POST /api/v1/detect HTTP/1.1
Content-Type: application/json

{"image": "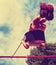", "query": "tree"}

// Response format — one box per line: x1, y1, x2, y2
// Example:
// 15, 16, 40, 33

23, 0, 48, 20
26, 43, 56, 65
23, 0, 40, 20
